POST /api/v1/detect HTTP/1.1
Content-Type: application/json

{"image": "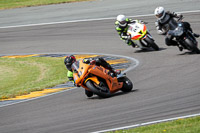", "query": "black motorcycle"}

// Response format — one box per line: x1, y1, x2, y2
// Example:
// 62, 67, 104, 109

168, 22, 200, 54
